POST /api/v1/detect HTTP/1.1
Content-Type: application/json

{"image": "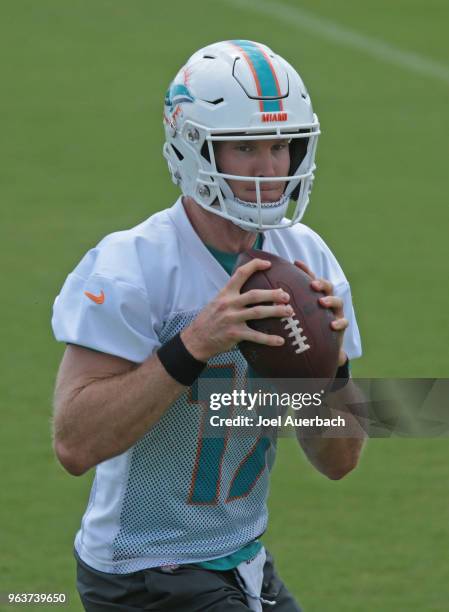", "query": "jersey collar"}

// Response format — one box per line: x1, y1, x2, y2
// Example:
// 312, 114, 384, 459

167, 198, 278, 291
167, 198, 230, 291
